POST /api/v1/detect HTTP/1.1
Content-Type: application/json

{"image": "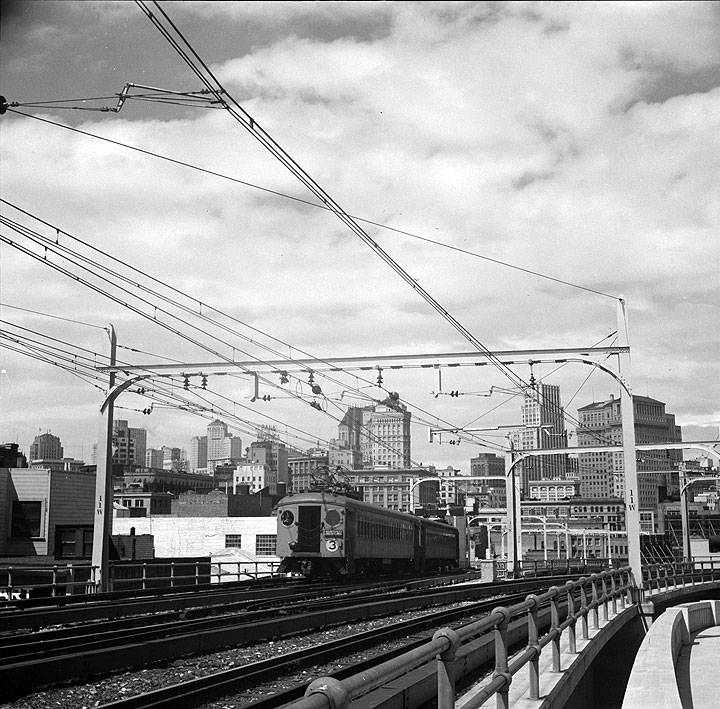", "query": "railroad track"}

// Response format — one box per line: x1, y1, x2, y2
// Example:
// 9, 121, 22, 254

0, 575, 577, 701
95, 586, 578, 709
0, 572, 474, 633
58, 591, 538, 709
